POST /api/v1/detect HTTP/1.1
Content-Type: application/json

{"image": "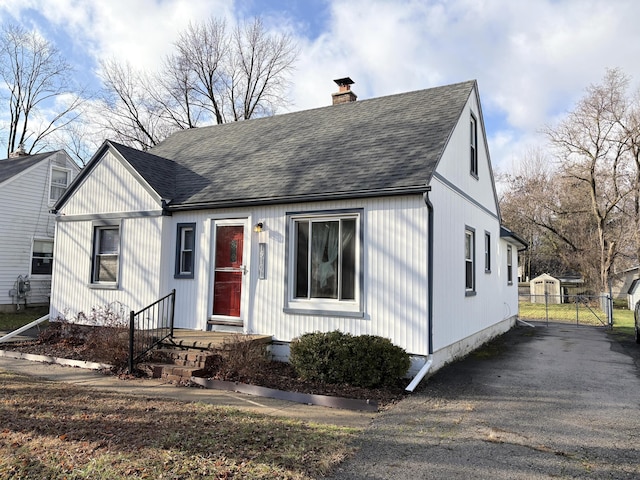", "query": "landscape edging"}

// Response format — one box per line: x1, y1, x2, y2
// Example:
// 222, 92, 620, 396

0, 349, 113, 371
190, 376, 379, 412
